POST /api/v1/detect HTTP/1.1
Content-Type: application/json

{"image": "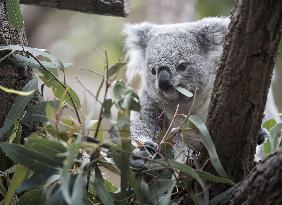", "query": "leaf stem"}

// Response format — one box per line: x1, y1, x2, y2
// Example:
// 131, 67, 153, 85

26, 51, 82, 124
